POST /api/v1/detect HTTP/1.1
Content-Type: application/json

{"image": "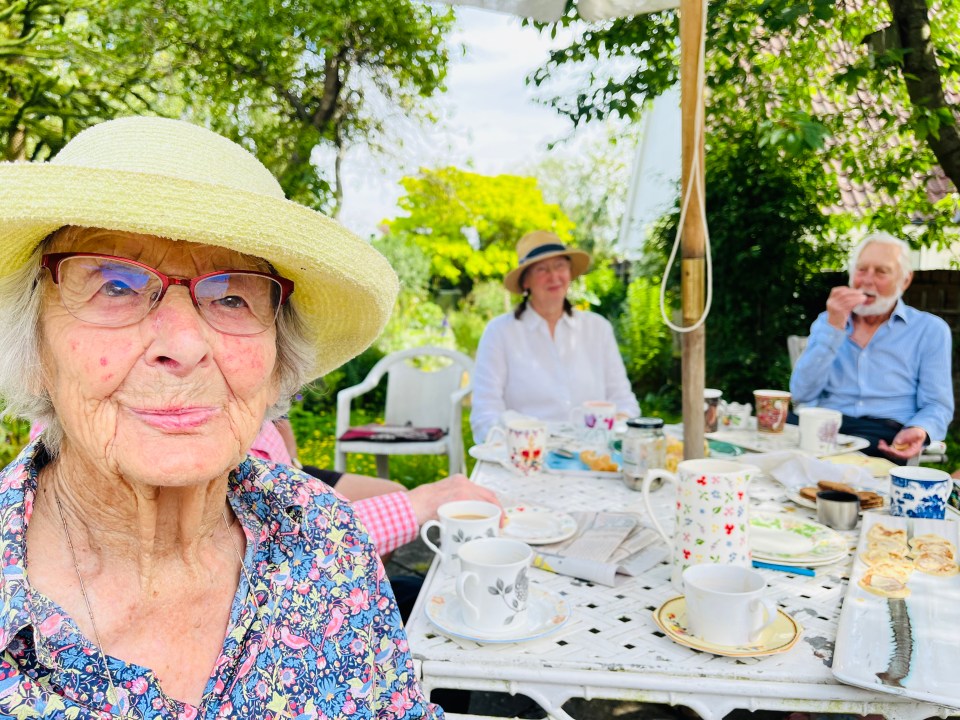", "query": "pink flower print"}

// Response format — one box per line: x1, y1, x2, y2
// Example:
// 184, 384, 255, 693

388, 689, 414, 715
38, 612, 64, 637
724, 507, 734, 516
585, 413, 598, 428
178, 707, 198, 720
345, 587, 371, 613
603, 417, 615, 430
130, 677, 149, 696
